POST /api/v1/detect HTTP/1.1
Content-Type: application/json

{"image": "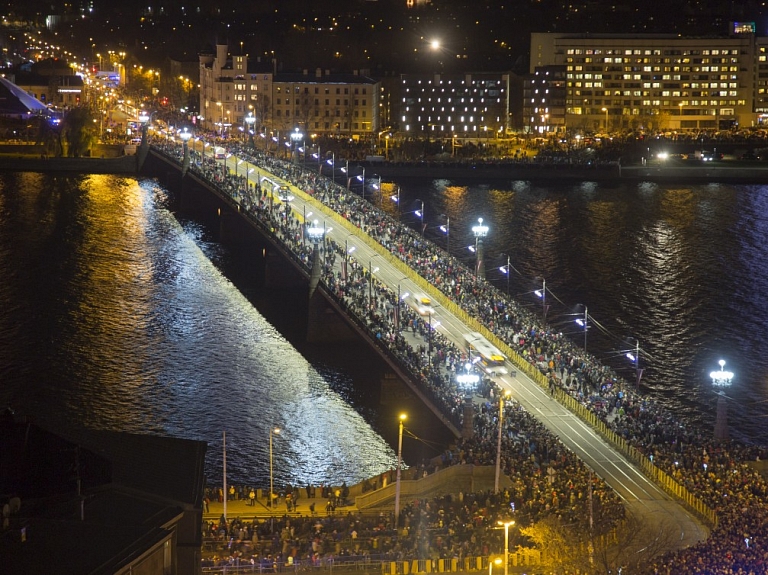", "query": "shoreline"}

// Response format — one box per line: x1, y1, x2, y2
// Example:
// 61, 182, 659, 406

367, 161, 768, 184
2, 152, 768, 184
